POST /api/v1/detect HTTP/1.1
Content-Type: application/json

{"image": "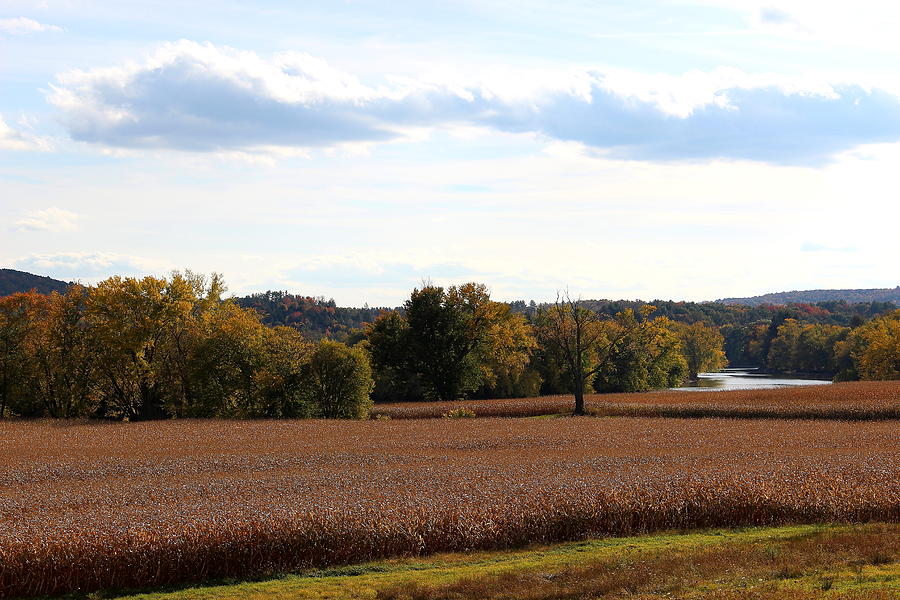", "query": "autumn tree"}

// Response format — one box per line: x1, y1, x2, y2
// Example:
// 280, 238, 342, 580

835, 310, 900, 380
766, 318, 803, 373
593, 310, 686, 393
762, 310, 798, 370
676, 321, 727, 379
85, 273, 223, 420
473, 300, 538, 397
0, 293, 42, 417
537, 296, 692, 412
0, 272, 380, 420
29, 286, 96, 418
